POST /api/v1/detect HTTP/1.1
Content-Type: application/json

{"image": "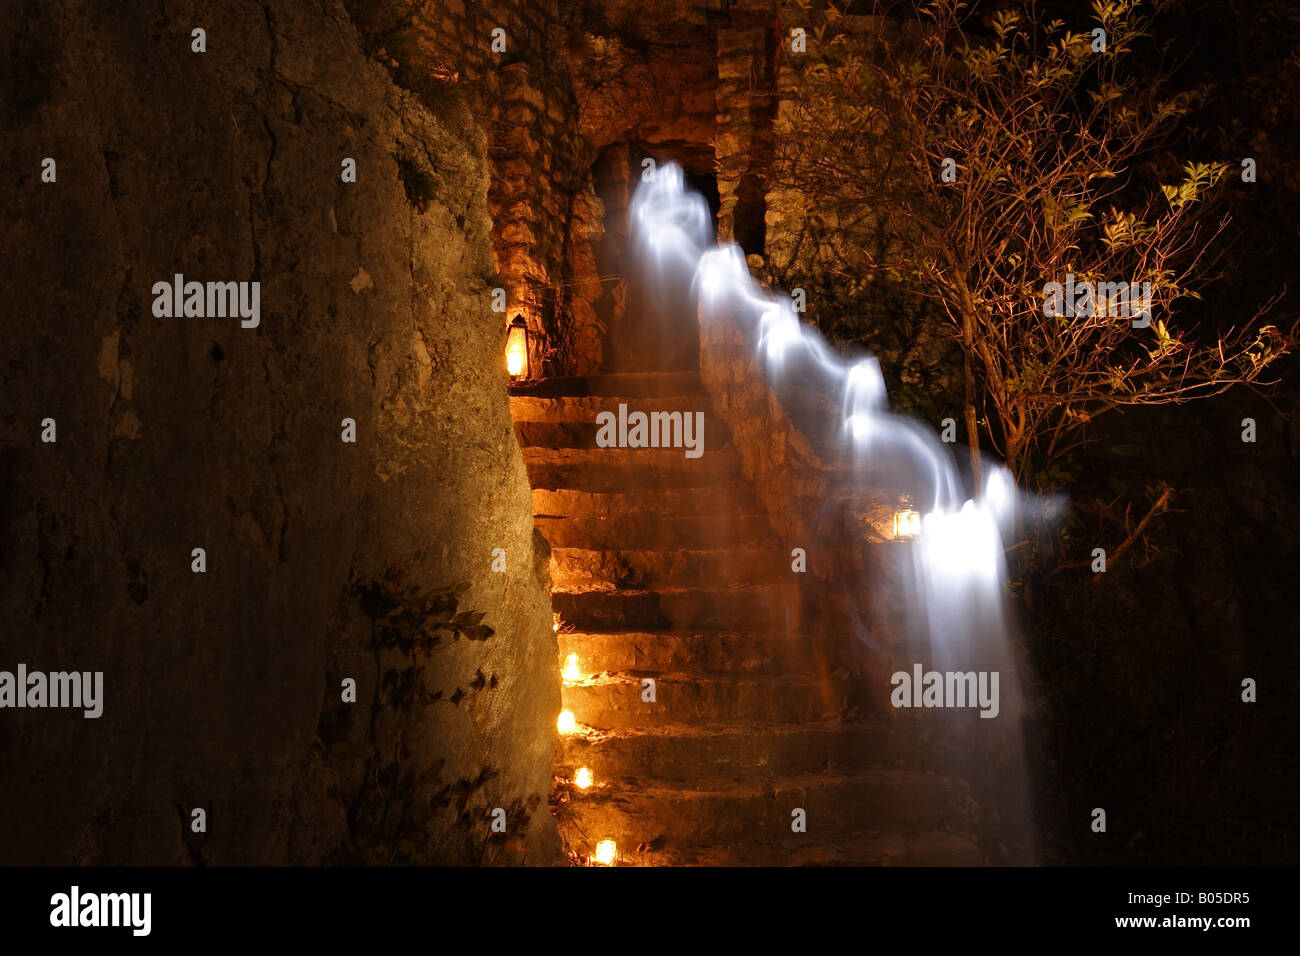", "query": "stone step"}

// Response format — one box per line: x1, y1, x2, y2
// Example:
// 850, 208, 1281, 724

524, 445, 744, 492
551, 585, 794, 632
611, 829, 984, 866
510, 393, 714, 425
564, 768, 966, 847
536, 513, 775, 551
534, 484, 759, 519
509, 366, 986, 865
514, 418, 732, 452
508, 371, 704, 399
557, 720, 930, 781
556, 630, 832, 677
560, 672, 871, 729
549, 547, 779, 590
